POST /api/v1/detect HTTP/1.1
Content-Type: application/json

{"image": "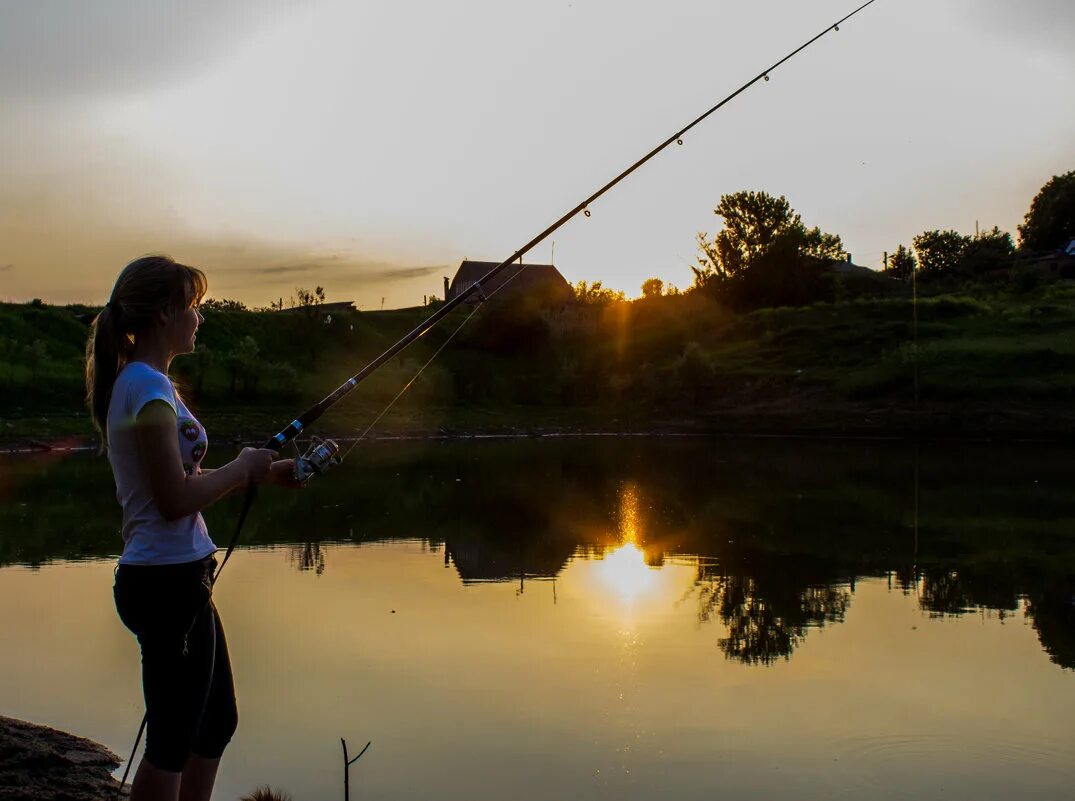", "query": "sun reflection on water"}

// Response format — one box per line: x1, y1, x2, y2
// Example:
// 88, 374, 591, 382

593, 540, 658, 606
590, 483, 660, 607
